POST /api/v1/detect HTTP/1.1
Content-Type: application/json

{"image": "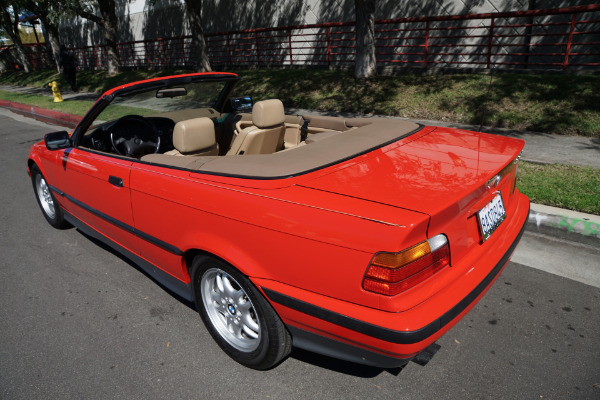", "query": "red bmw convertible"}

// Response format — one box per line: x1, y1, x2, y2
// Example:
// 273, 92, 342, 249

28, 72, 529, 370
